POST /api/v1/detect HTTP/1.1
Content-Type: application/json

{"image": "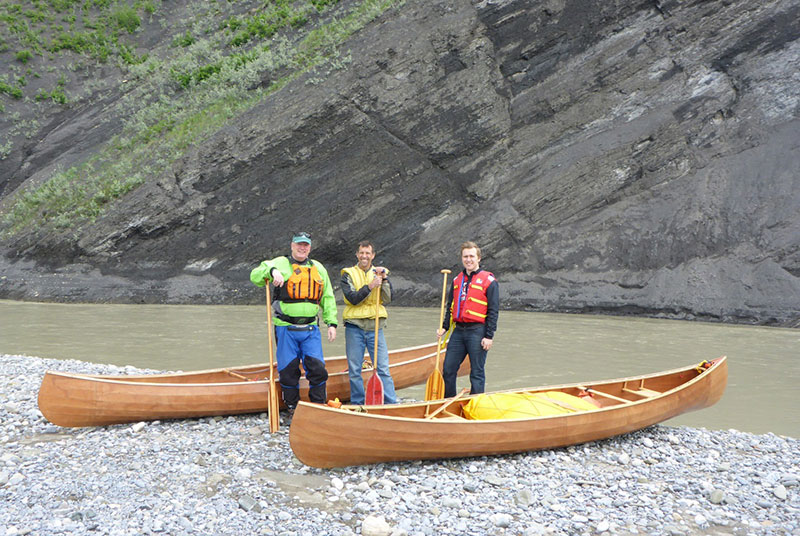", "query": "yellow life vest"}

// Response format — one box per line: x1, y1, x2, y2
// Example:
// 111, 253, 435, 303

280, 262, 324, 303
341, 266, 388, 320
